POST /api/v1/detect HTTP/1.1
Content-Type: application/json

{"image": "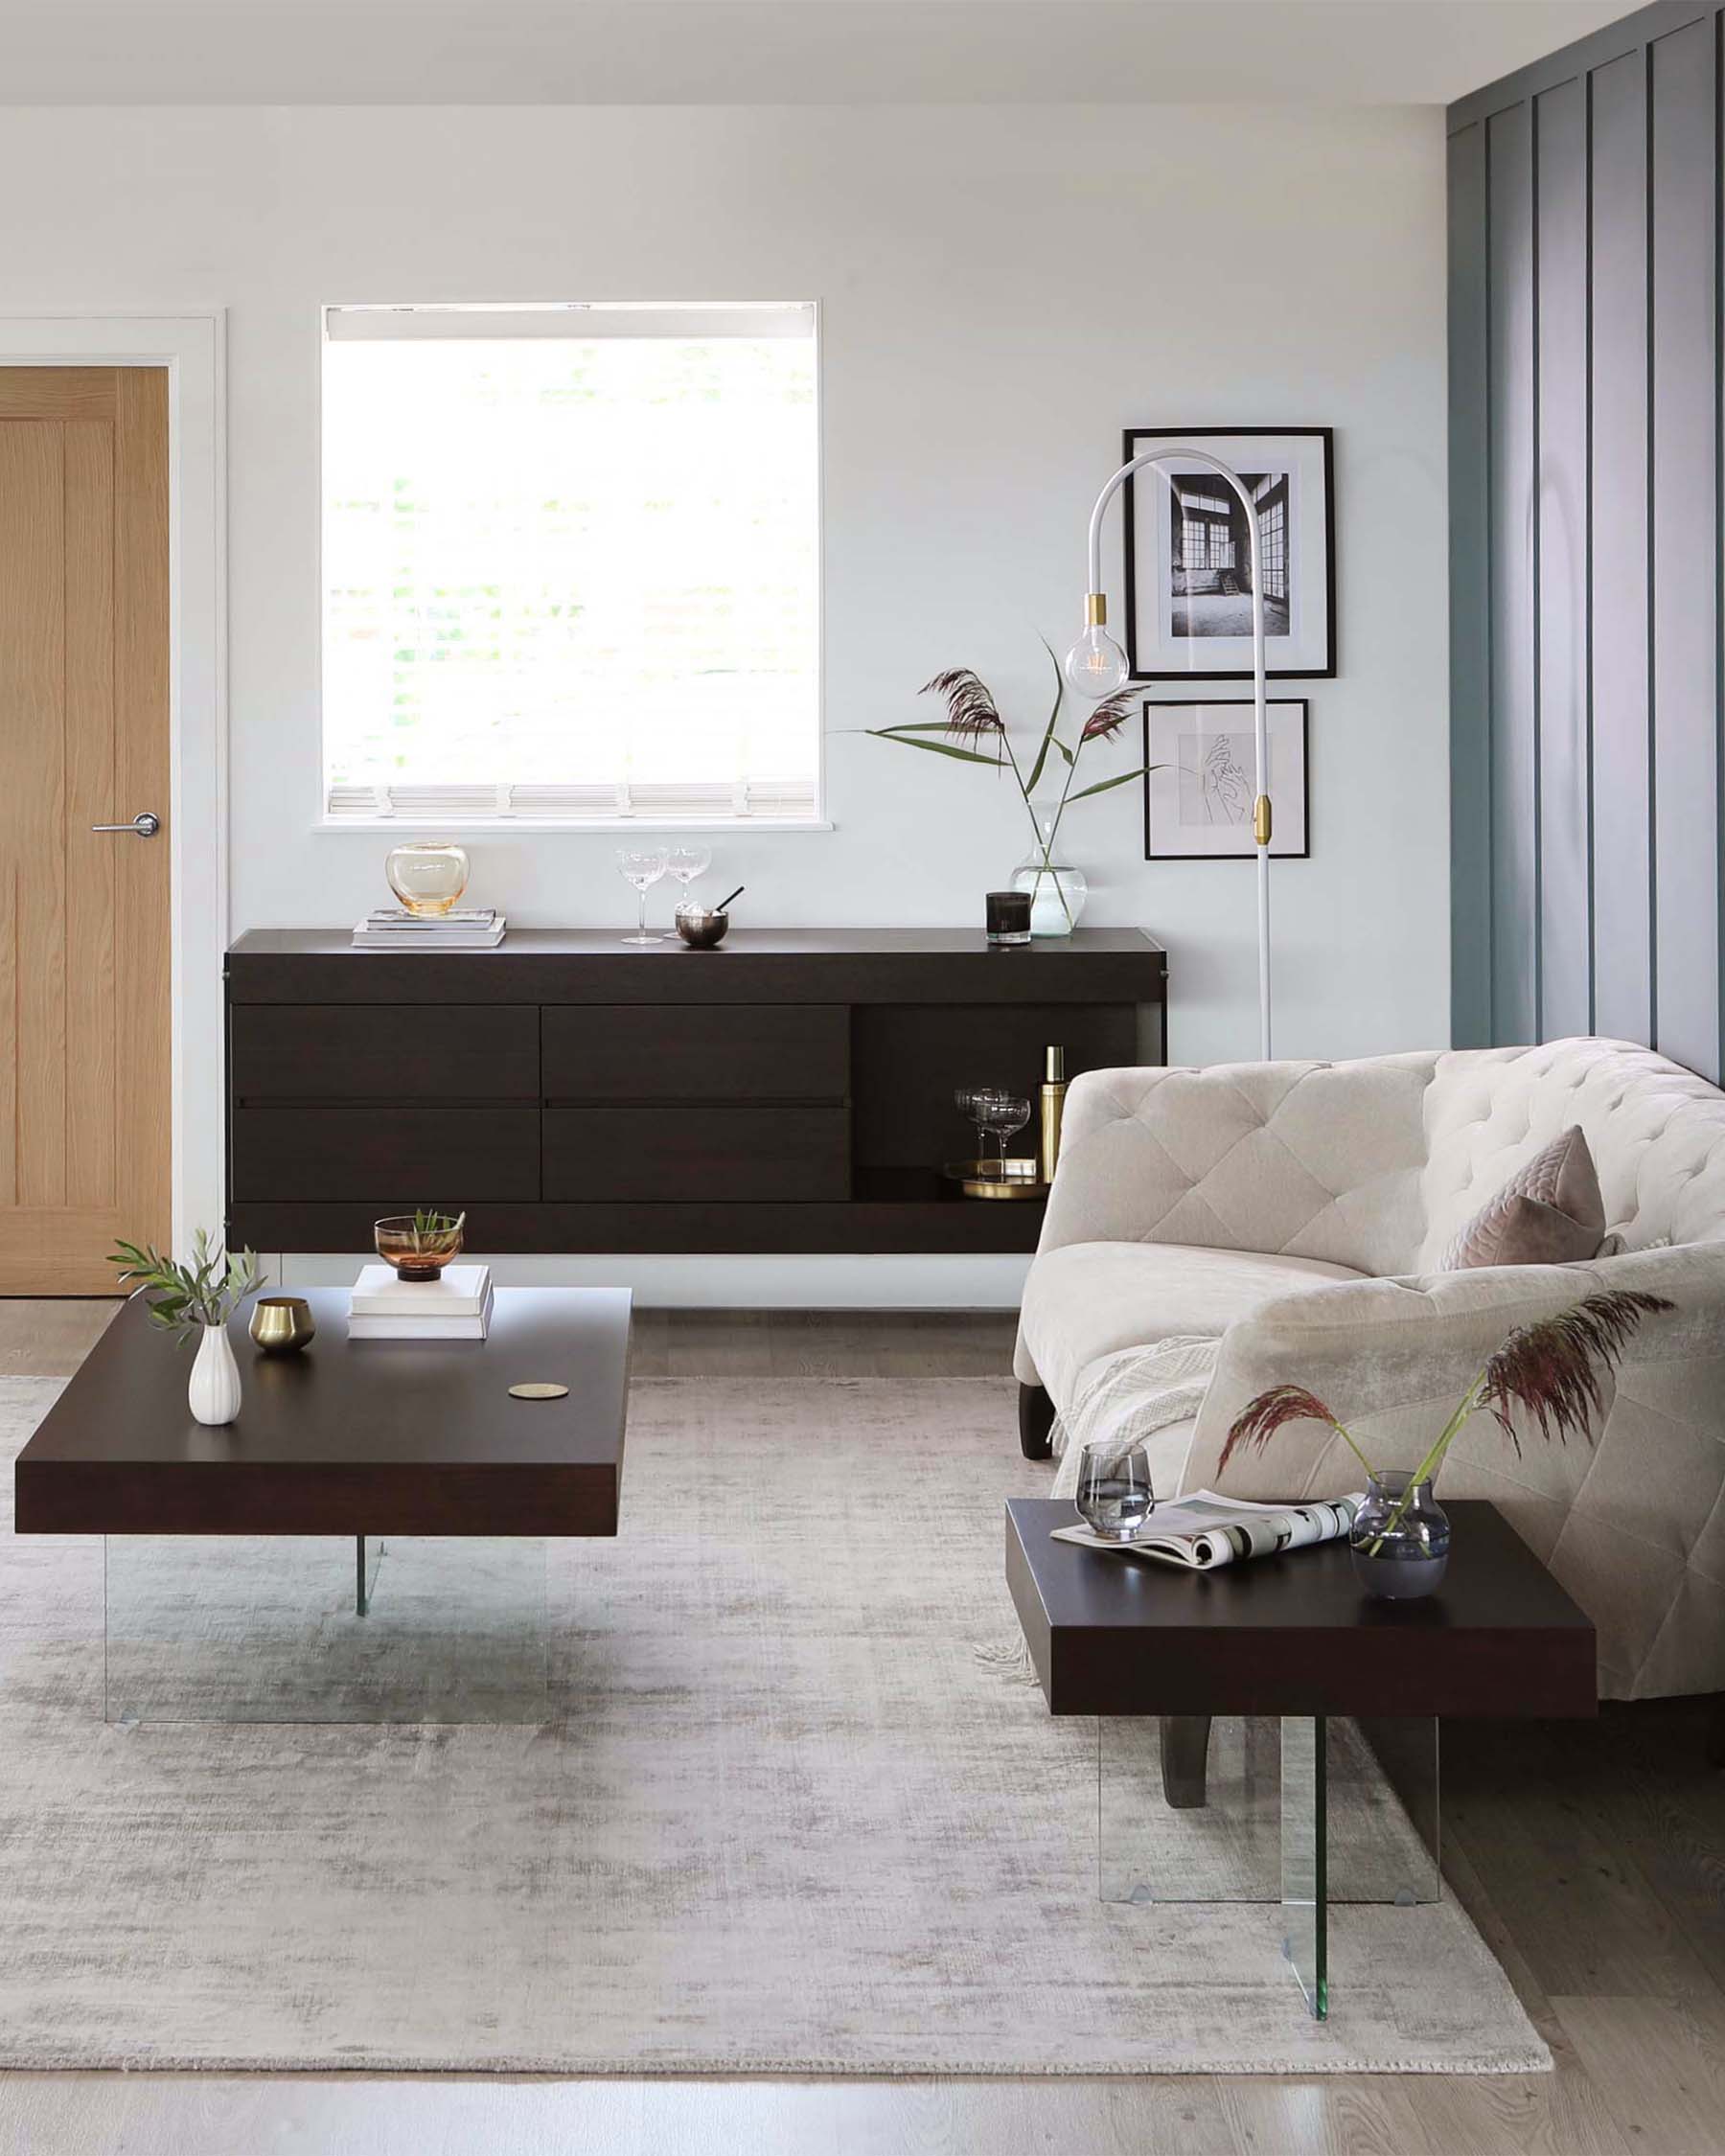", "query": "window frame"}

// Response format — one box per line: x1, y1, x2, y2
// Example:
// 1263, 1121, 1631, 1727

313, 300, 829, 833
